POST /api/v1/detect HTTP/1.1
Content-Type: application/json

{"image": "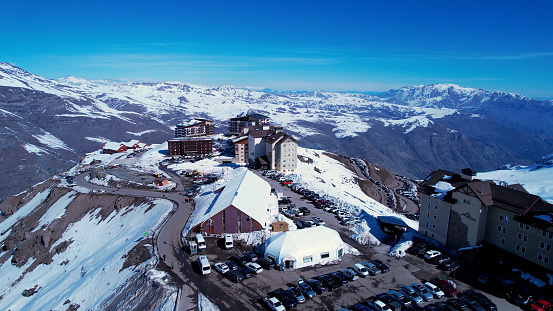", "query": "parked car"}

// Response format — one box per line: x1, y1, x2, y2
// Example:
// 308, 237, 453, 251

329, 271, 349, 285
446, 298, 471, 311
229, 254, 249, 266
316, 274, 340, 291
306, 278, 327, 295
245, 262, 263, 274
287, 286, 306, 304
225, 261, 238, 271
388, 290, 412, 308
400, 284, 424, 305
361, 261, 381, 276
353, 263, 369, 277
214, 262, 229, 274
371, 259, 390, 273
424, 250, 442, 260
271, 288, 297, 309
224, 270, 244, 283
411, 282, 434, 302
340, 268, 359, 281
434, 301, 459, 311
296, 278, 317, 298
263, 296, 286, 311
242, 251, 257, 262
312, 217, 325, 226
429, 254, 450, 265
238, 267, 252, 279
257, 258, 274, 270
367, 296, 392, 311
300, 206, 311, 214
375, 293, 403, 311
438, 259, 460, 271
514, 291, 535, 308
530, 300, 553, 311
431, 278, 457, 297
424, 281, 445, 299
352, 304, 372, 311
458, 294, 486, 311
464, 289, 497, 311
